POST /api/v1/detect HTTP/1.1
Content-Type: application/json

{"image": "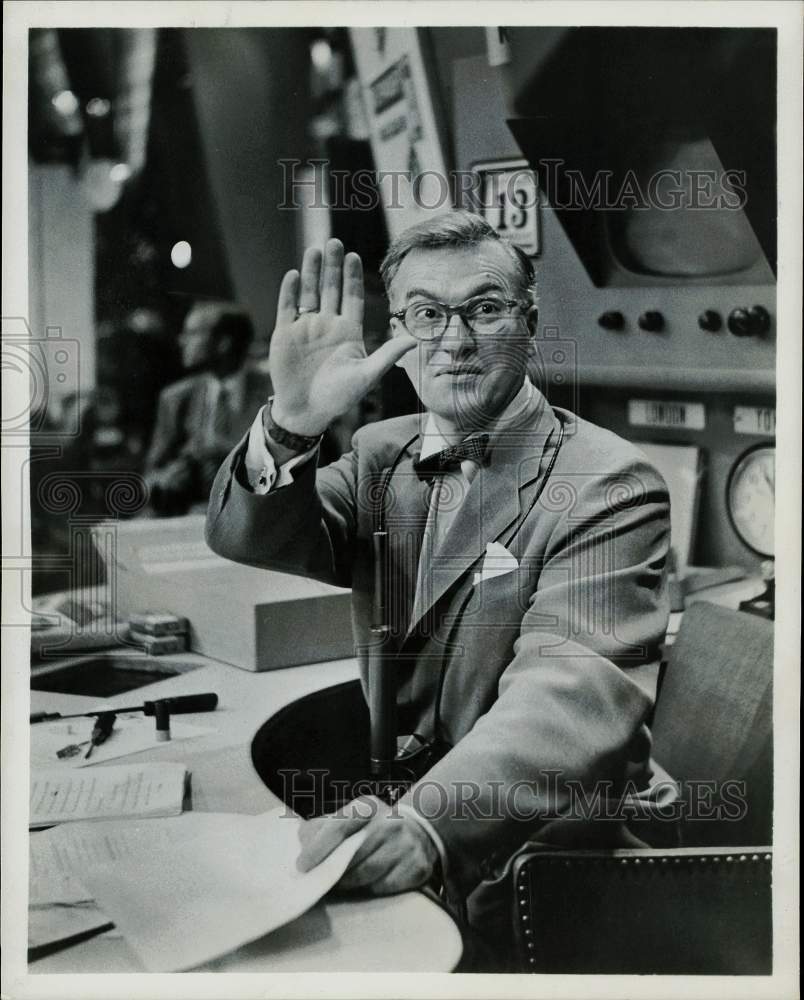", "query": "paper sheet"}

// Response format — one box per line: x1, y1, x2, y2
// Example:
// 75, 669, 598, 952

29, 814, 241, 952
636, 442, 701, 568
71, 809, 367, 971
28, 903, 113, 952
30, 762, 187, 828
30, 813, 241, 904
30, 713, 214, 769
